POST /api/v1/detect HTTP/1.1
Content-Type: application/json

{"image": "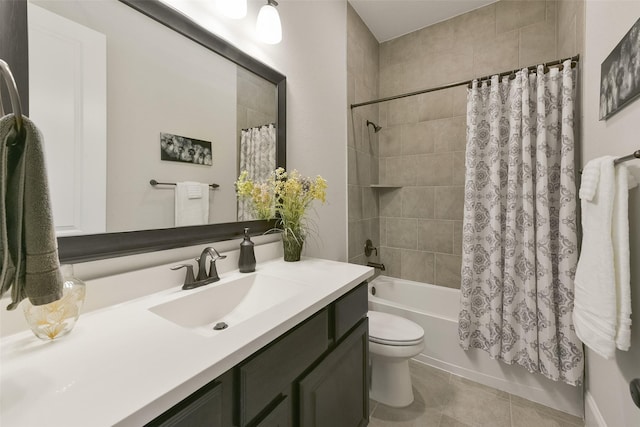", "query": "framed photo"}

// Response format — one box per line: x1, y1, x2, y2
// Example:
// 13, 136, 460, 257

160, 132, 212, 165
599, 18, 640, 120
